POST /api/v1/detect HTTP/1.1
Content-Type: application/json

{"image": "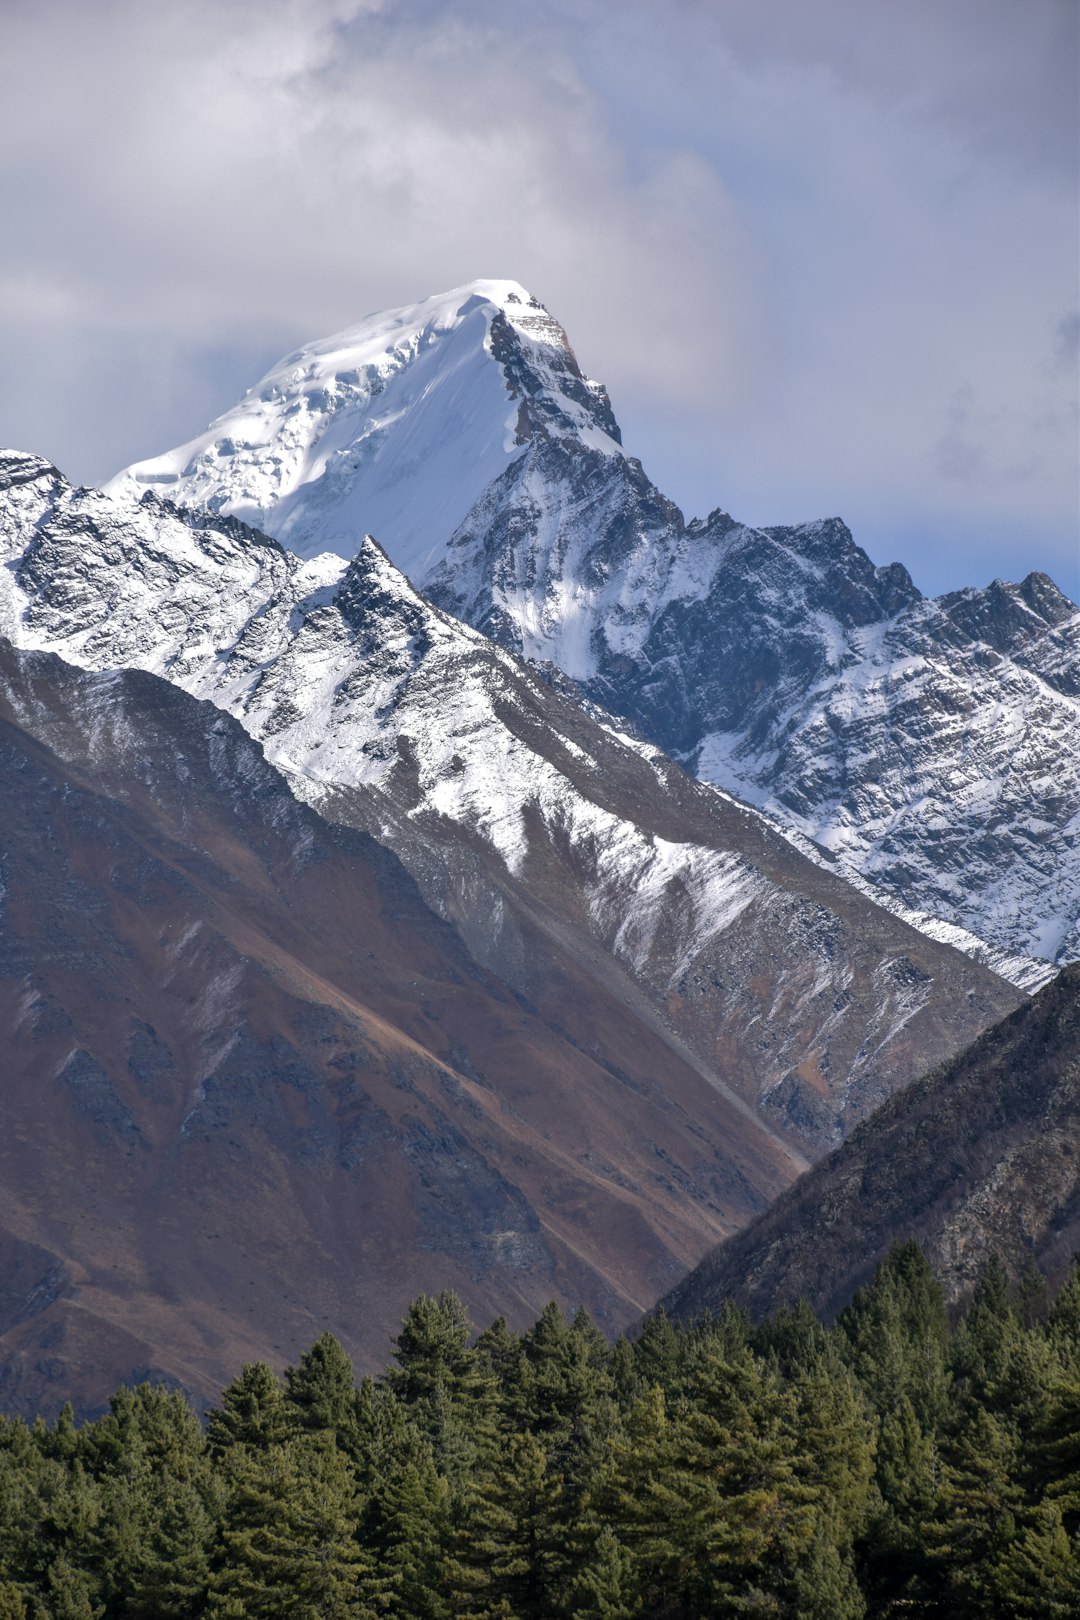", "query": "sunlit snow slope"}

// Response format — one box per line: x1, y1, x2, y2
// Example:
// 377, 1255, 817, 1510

106, 280, 621, 586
